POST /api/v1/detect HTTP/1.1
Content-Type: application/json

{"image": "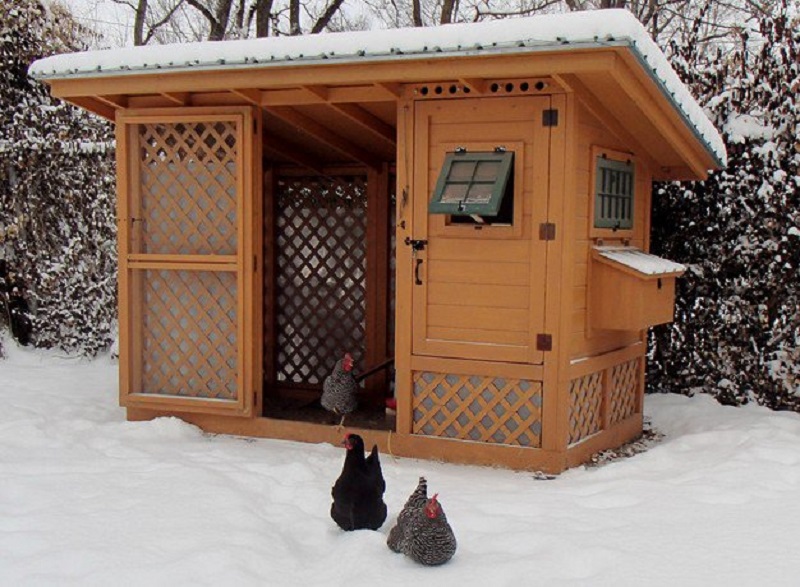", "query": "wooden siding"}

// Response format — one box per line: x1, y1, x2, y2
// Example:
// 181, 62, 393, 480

570, 102, 651, 359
